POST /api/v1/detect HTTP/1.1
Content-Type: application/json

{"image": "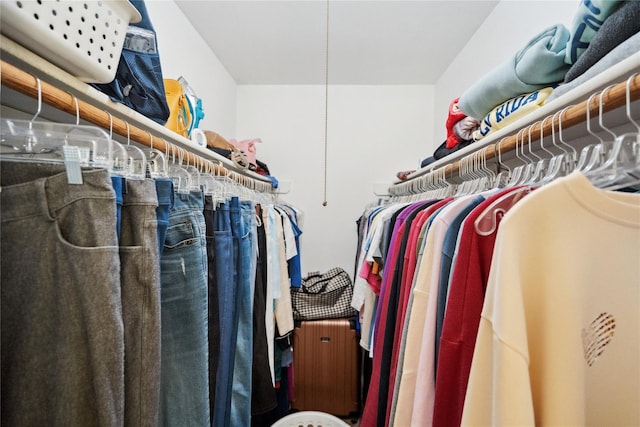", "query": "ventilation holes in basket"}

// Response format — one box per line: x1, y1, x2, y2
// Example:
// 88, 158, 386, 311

16, 1, 23, 9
